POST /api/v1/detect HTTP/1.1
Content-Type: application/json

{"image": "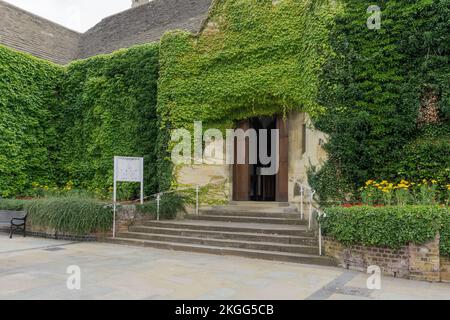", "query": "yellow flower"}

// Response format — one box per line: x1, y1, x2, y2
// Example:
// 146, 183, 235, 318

447, 185, 450, 190
366, 180, 374, 186
431, 180, 437, 184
